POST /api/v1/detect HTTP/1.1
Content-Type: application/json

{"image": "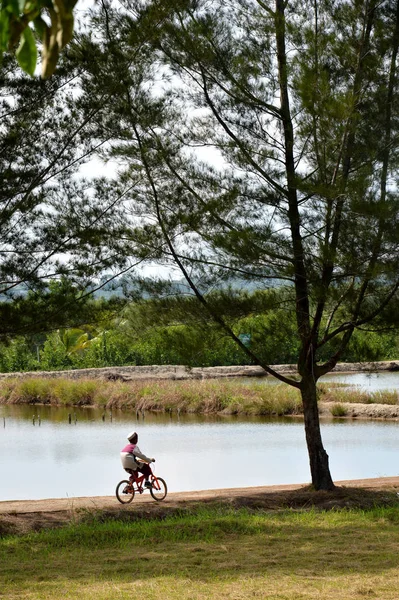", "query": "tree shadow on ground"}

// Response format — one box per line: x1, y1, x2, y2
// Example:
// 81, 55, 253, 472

1, 486, 399, 590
